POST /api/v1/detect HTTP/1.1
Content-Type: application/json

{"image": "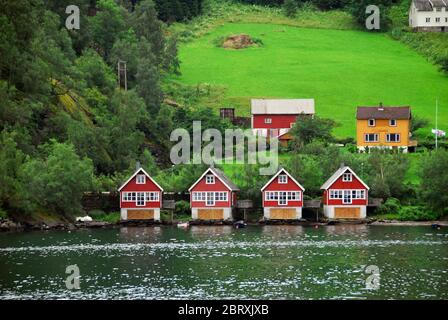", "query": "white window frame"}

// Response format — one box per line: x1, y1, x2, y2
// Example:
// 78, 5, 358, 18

364, 133, 379, 143
136, 192, 146, 206
386, 133, 400, 143
136, 174, 146, 184
206, 192, 215, 206
278, 175, 288, 184
145, 192, 159, 202
265, 118, 272, 124
368, 119, 375, 127
343, 190, 352, 204
436, 17, 441, 23
205, 175, 215, 184
329, 190, 343, 200
389, 119, 397, 126
278, 191, 288, 206
426, 17, 431, 23
342, 173, 352, 182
